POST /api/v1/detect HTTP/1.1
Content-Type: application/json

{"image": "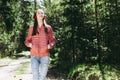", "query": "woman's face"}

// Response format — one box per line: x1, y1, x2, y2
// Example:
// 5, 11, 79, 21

36, 9, 44, 20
